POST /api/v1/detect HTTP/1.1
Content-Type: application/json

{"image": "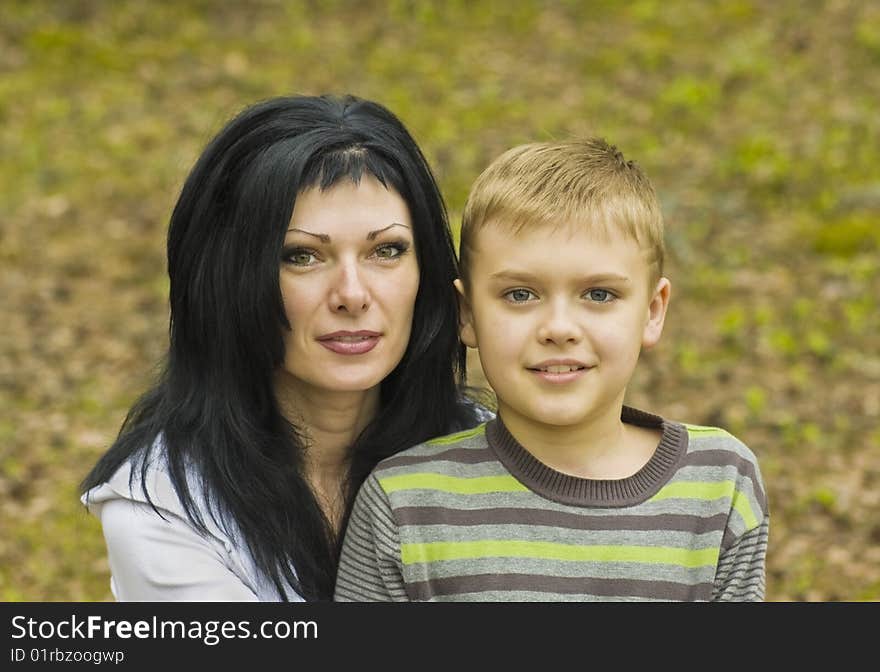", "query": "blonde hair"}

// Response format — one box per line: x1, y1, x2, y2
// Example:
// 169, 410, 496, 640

459, 138, 665, 287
